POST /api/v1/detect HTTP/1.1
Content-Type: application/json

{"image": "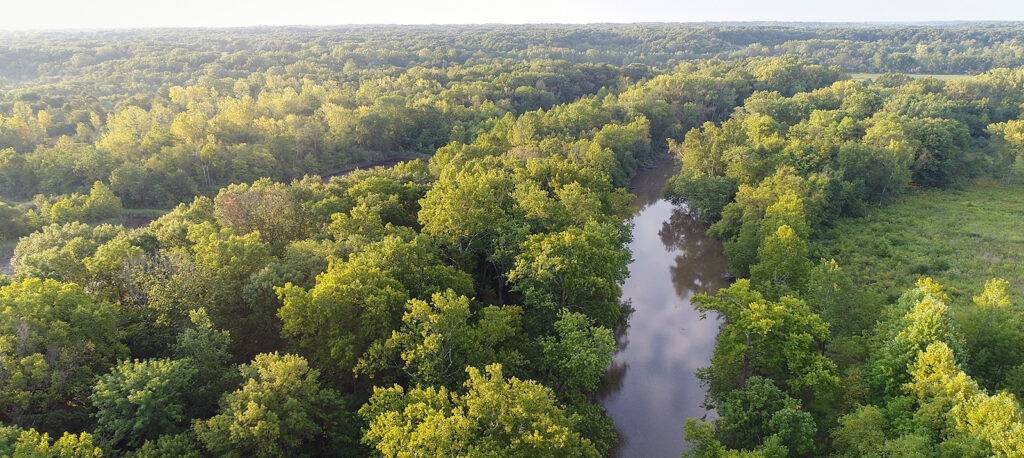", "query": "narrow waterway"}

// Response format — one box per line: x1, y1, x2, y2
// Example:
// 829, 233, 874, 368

598, 157, 731, 457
